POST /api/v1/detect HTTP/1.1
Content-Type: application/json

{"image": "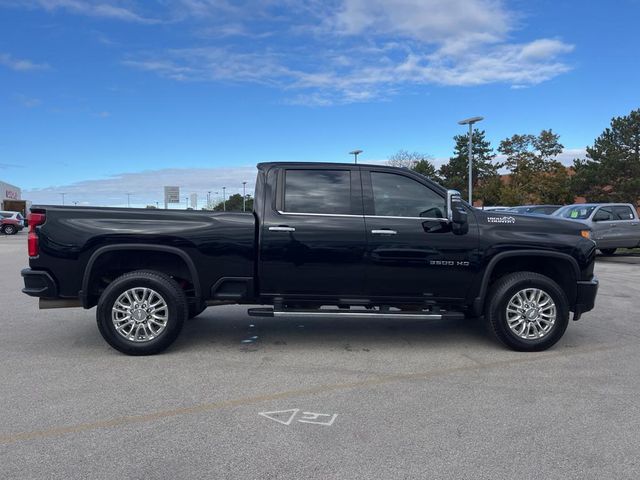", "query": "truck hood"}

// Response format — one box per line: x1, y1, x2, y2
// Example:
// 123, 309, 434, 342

474, 209, 590, 235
